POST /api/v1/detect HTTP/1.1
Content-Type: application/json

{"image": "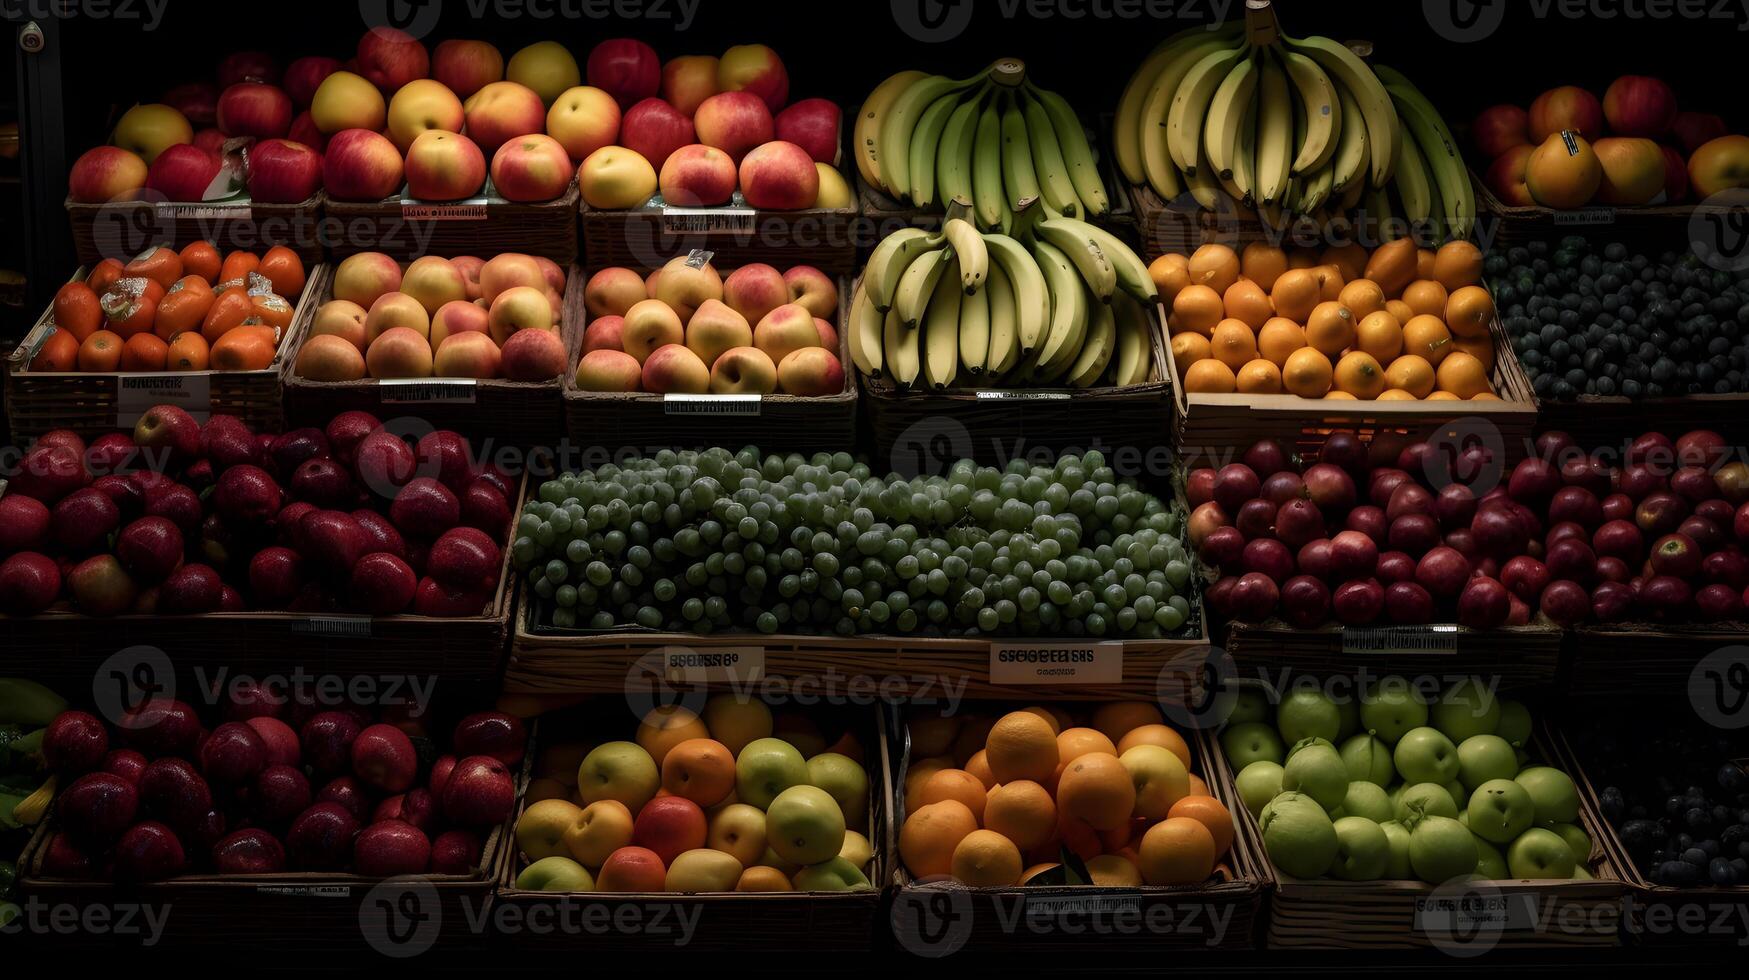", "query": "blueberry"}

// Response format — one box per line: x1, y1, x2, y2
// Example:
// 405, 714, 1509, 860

1720, 765, 1747, 793
1711, 858, 1741, 885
